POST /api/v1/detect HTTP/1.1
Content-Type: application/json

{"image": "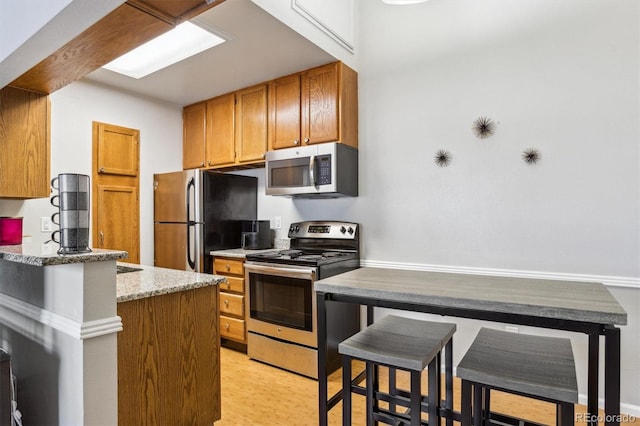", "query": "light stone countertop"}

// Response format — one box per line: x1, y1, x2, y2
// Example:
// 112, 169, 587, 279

210, 247, 281, 259
0, 242, 127, 266
116, 262, 226, 302
315, 267, 627, 325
